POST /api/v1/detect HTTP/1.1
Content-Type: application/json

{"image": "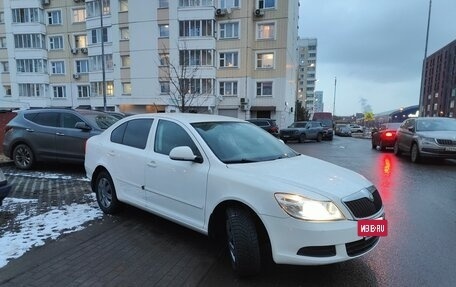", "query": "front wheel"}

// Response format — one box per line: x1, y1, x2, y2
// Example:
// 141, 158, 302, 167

95, 171, 120, 214
410, 143, 421, 163
13, 144, 34, 170
226, 207, 261, 277
299, 134, 306, 143
316, 133, 323, 142
393, 141, 402, 156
